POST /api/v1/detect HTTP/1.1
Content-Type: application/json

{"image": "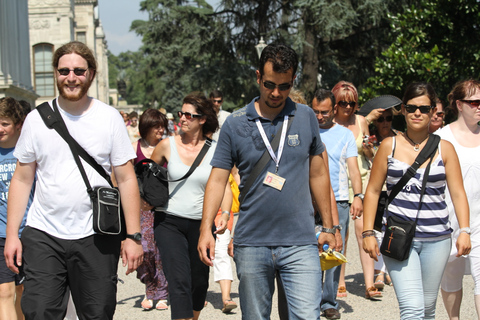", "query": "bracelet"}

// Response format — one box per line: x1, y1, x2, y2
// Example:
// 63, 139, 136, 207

222, 211, 230, 215
362, 230, 375, 238
363, 234, 375, 238
365, 117, 372, 125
